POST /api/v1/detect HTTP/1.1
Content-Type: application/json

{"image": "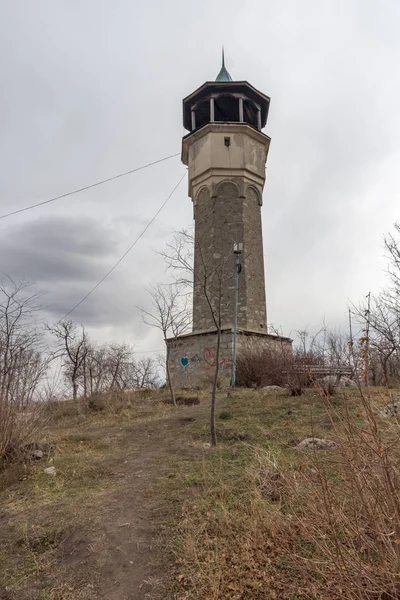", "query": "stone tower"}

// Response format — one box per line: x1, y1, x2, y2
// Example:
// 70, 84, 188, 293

182, 53, 270, 335
167, 55, 291, 387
